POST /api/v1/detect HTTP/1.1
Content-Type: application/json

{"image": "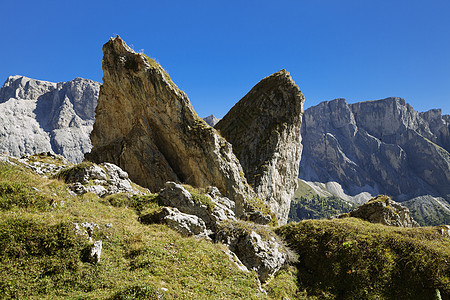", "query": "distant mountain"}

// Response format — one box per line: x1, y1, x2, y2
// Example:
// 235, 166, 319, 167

299, 97, 450, 225
203, 114, 220, 127
0, 75, 100, 162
